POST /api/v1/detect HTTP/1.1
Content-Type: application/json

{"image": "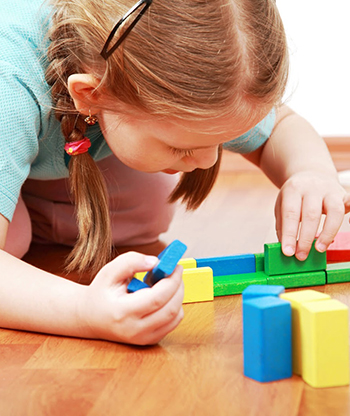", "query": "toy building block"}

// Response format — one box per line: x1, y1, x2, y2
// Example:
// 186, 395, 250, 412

214, 272, 267, 297
254, 253, 265, 272
264, 241, 326, 276
178, 258, 197, 269
243, 296, 292, 382
127, 278, 150, 293
326, 262, 350, 284
143, 240, 187, 286
326, 232, 350, 262
134, 257, 196, 282
242, 284, 285, 302
266, 271, 326, 289
300, 299, 349, 388
182, 267, 213, 303
196, 254, 256, 277
280, 290, 331, 375
127, 240, 187, 292
134, 271, 147, 281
